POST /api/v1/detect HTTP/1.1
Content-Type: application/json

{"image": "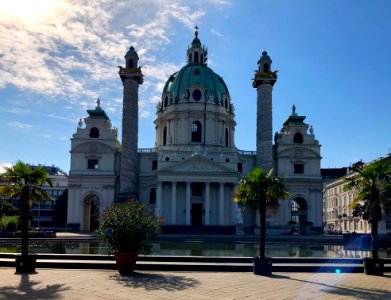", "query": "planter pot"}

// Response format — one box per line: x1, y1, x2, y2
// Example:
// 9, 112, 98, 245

114, 252, 139, 275
252, 257, 272, 276
15, 254, 37, 273
363, 258, 384, 276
